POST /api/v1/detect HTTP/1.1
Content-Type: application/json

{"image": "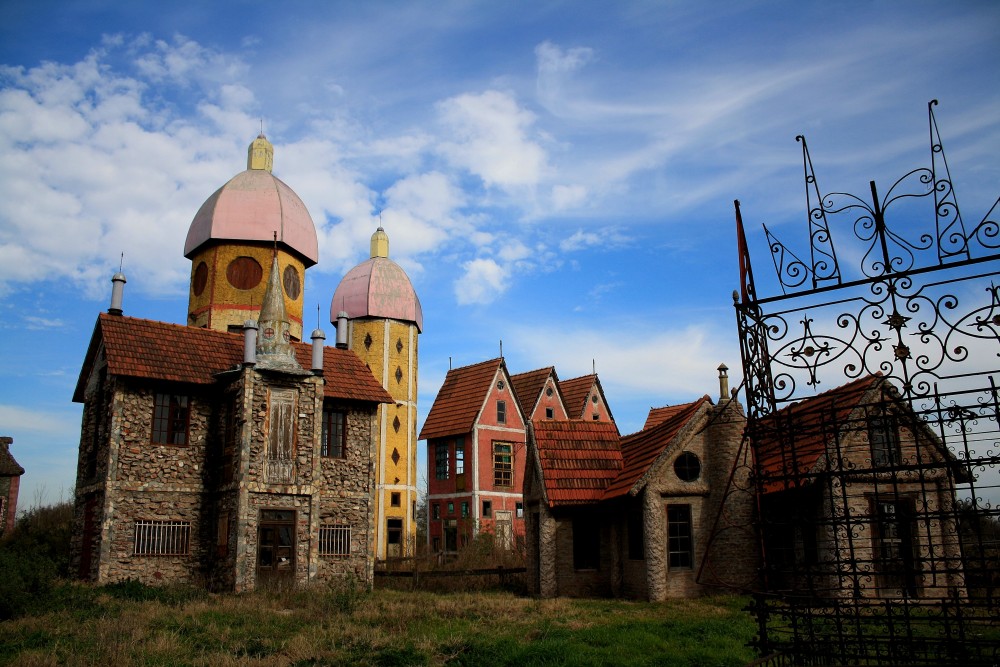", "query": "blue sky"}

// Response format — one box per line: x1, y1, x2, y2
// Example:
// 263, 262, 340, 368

1, 1, 998, 507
